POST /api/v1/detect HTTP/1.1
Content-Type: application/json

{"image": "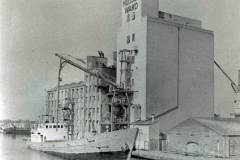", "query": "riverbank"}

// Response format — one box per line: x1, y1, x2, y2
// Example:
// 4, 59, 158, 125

132, 150, 240, 160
